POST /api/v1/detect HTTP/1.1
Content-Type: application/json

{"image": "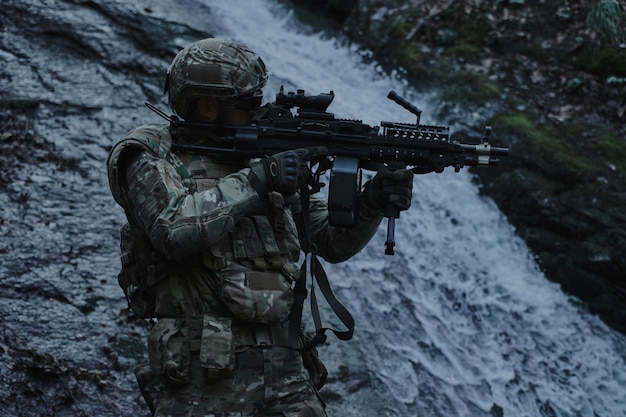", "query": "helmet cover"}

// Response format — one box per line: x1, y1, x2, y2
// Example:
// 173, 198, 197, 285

166, 38, 268, 118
